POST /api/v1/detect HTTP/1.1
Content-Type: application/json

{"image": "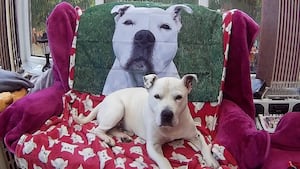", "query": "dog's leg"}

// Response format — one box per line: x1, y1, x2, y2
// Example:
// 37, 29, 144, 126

90, 128, 116, 146
90, 102, 126, 146
109, 128, 133, 143
146, 143, 173, 169
187, 130, 219, 169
